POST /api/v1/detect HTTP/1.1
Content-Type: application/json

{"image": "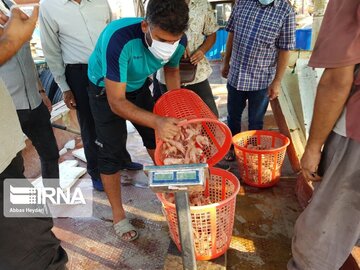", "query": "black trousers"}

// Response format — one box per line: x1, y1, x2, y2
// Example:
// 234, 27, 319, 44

17, 102, 60, 188
65, 64, 132, 180
88, 79, 155, 175
159, 79, 219, 117
0, 153, 68, 270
